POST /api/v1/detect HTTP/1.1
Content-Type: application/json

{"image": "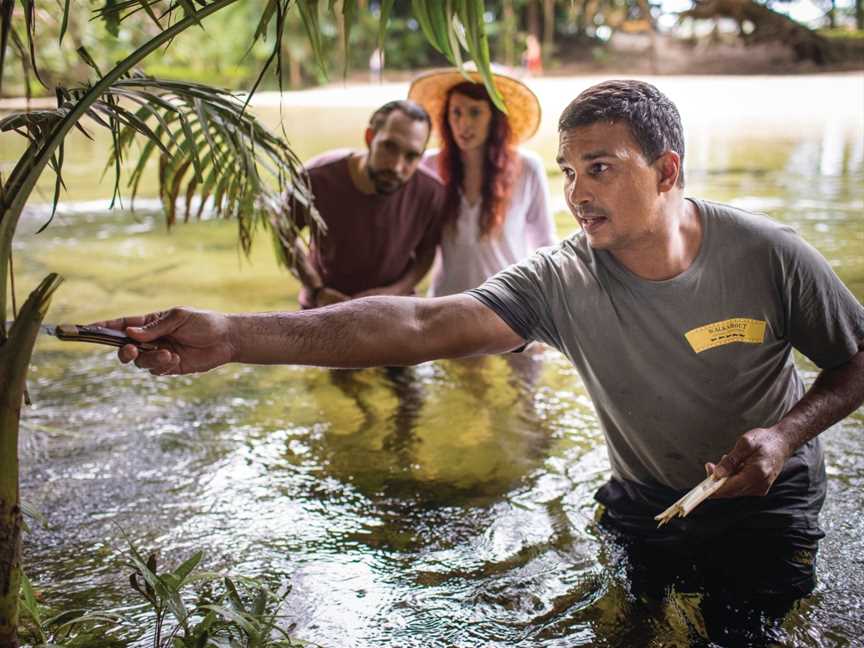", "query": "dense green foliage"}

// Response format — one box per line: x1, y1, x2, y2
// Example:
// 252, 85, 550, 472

2, 0, 860, 96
